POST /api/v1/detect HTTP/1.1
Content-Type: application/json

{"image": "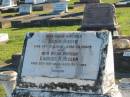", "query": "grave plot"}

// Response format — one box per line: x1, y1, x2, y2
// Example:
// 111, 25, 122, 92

0, 71, 17, 97
11, 31, 121, 97
0, 0, 73, 28
32, 3, 53, 11
20, 0, 51, 11
0, 14, 39, 28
